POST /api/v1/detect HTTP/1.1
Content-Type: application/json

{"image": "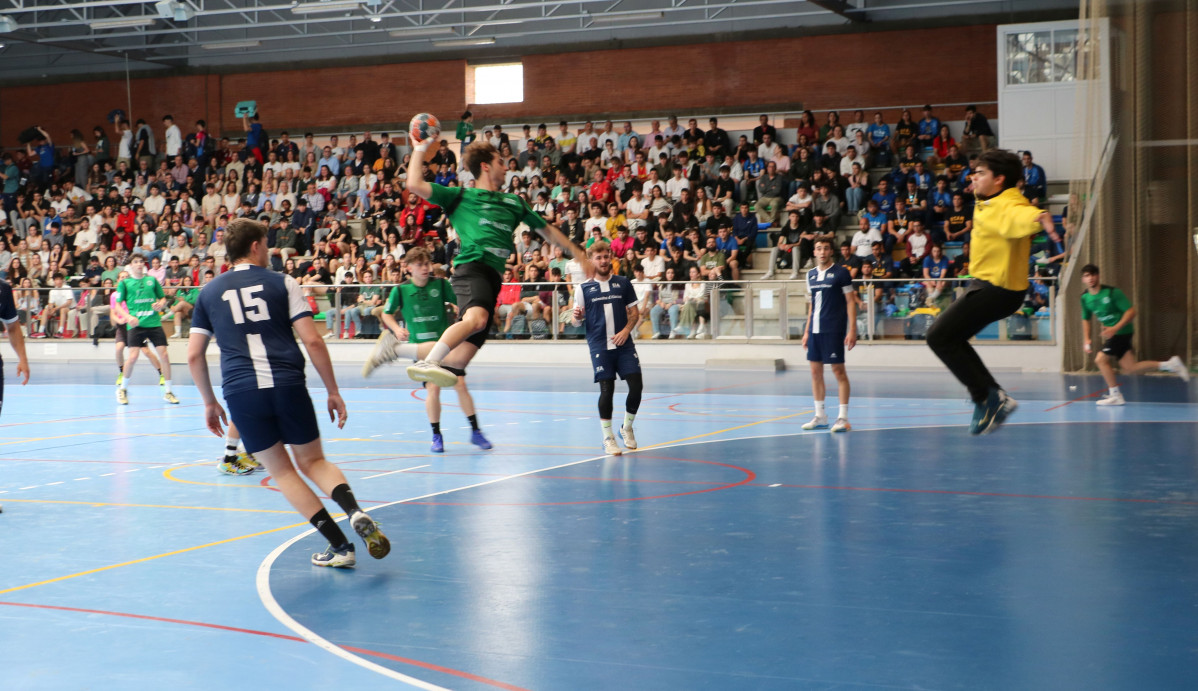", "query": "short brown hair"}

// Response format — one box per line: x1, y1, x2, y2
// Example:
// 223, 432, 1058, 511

463, 141, 499, 179
226, 217, 267, 262
404, 247, 430, 265
813, 234, 835, 250
977, 148, 1022, 191
586, 240, 611, 257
